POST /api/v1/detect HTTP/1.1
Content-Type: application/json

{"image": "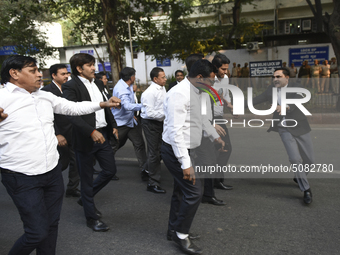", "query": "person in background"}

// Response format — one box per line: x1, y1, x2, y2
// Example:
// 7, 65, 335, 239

310, 59, 321, 92
330, 57, 339, 94
42, 64, 81, 198
168, 70, 184, 91
141, 67, 167, 194
288, 63, 297, 78
111, 67, 148, 181
298, 60, 310, 88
